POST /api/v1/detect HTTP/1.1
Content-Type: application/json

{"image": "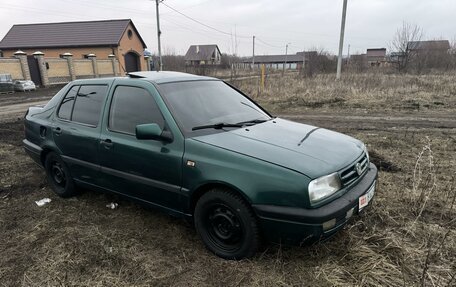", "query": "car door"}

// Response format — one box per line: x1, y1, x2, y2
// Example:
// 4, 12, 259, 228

52, 83, 110, 186
98, 79, 185, 213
